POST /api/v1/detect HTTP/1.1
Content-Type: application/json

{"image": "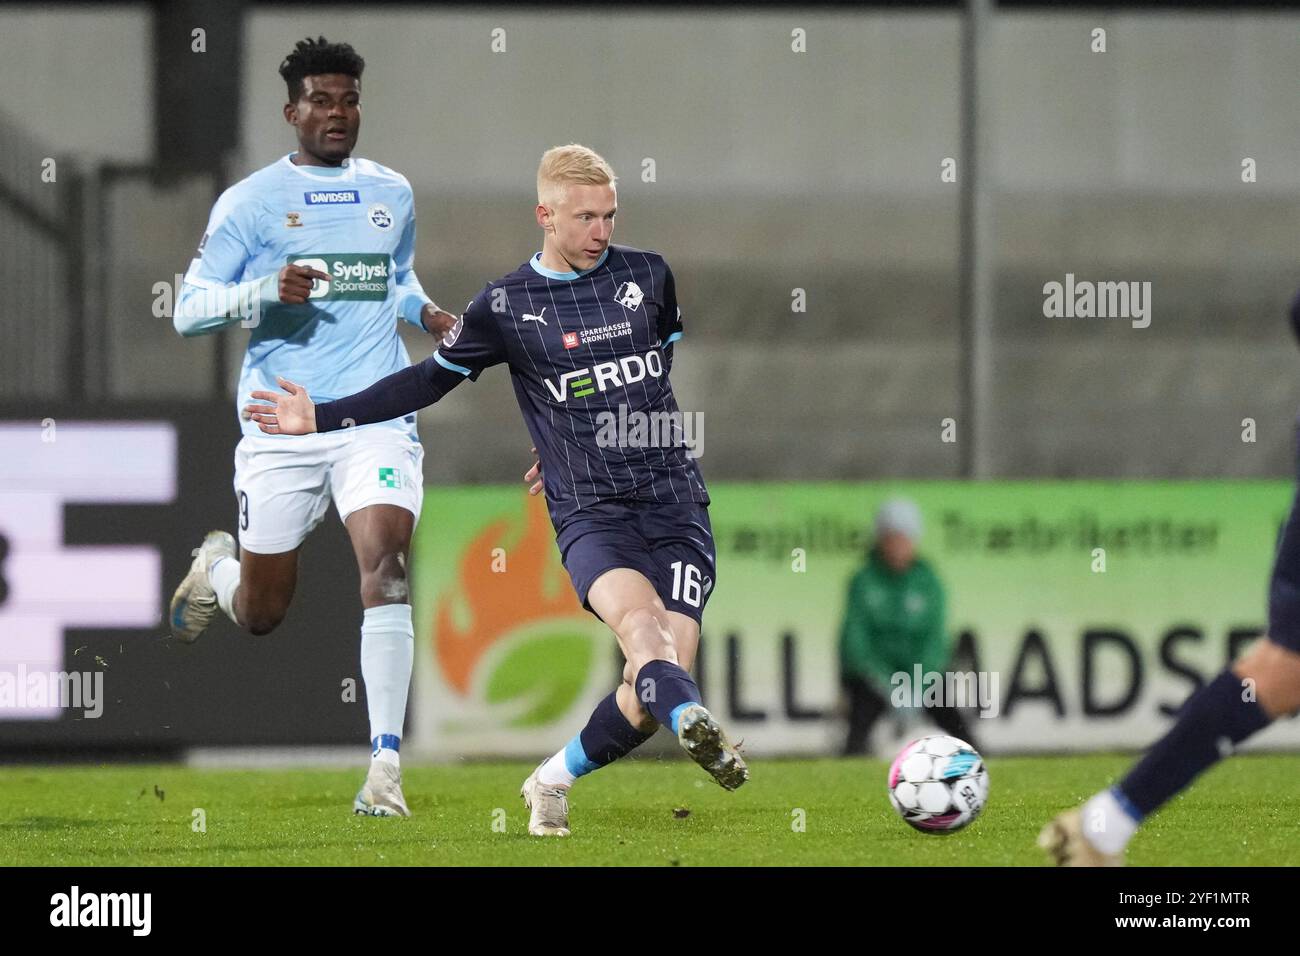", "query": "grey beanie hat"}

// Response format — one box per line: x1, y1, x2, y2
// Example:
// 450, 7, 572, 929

875, 497, 923, 541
